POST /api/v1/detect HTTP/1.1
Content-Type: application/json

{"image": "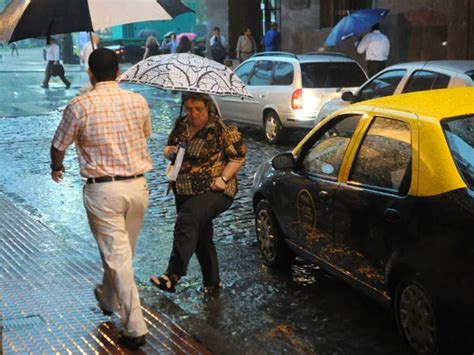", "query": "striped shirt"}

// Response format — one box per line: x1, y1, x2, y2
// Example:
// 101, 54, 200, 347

52, 81, 153, 178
